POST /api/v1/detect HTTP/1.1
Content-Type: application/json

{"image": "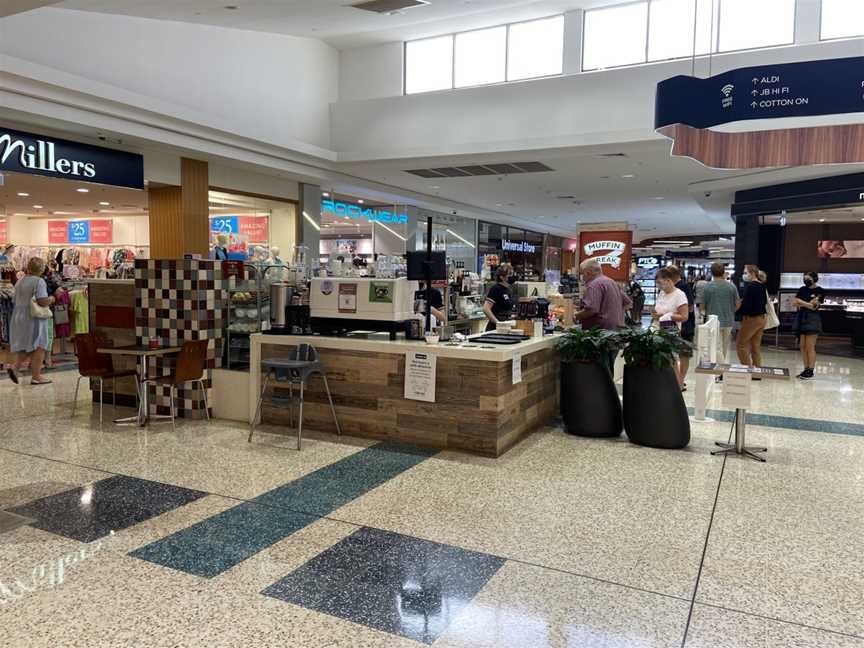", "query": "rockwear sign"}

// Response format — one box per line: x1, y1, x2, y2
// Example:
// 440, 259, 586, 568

0, 127, 144, 190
